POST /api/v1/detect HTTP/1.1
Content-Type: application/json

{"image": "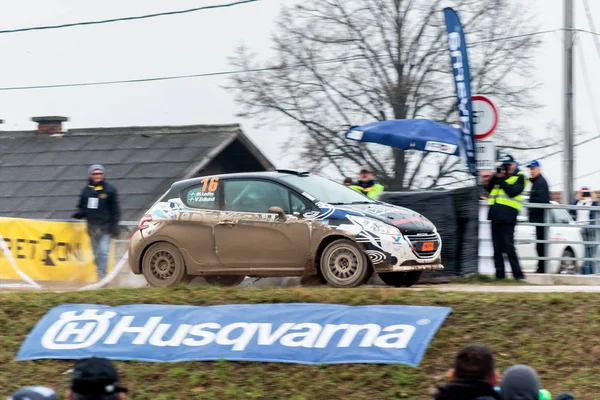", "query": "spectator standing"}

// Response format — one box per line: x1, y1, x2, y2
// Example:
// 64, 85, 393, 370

527, 160, 551, 273
486, 155, 526, 280
9, 387, 57, 400
72, 165, 120, 280
349, 166, 385, 200
433, 344, 502, 400
571, 187, 598, 274
66, 357, 128, 400
479, 170, 493, 200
